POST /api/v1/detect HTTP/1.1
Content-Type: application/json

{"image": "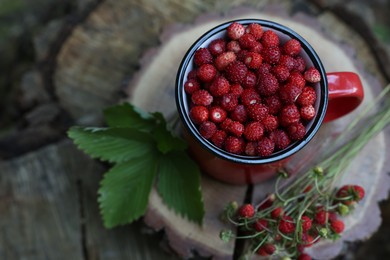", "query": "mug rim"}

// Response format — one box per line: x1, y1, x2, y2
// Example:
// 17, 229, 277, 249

175, 18, 328, 165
